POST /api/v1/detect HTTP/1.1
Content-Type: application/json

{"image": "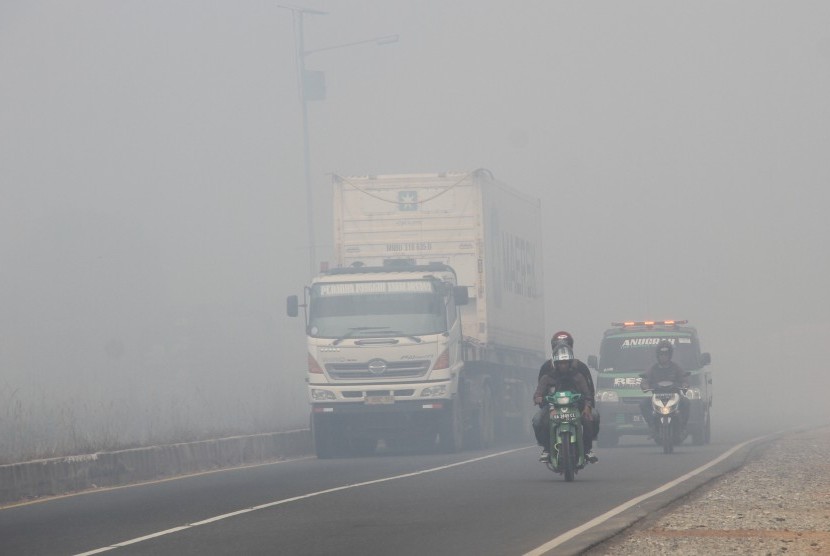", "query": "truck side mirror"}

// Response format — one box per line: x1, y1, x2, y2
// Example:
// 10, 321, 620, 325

700, 352, 711, 366
587, 355, 598, 370
286, 295, 299, 317
453, 286, 469, 306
